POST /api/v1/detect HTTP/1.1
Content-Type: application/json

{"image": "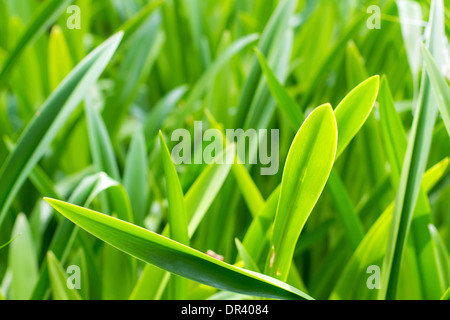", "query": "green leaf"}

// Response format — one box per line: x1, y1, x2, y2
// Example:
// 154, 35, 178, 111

442, 287, 450, 300
334, 75, 380, 158
421, 44, 450, 137
380, 0, 446, 300
101, 242, 135, 300
397, 0, 423, 92
379, 76, 444, 299
183, 33, 259, 116
266, 104, 337, 281
243, 186, 280, 263
44, 198, 313, 300
255, 48, 304, 130
85, 102, 121, 181
0, 0, 73, 87
130, 146, 234, 300
159, 132, 190, 246
332, 158, 449, 300
185, 145, 234, 237
116, 0, 164, 43
104, 12, 164, 135
235, 238, 260, 272
8, 214, 39, 300
378, 76, 408, 186
123, 127, 148, 225
0, 32, 123, 228
144, 85, 188, 144
48, 25, 73, 91
255, 59, 378, 250
159, 132, 190, 299
47, 251, 82, 300
429, 224, 450, 289
235, 0, 298, 127
204, 110, 264, 218
31, 172, 132, 300
231, 162, 265, 218
326, 170, 365, 249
